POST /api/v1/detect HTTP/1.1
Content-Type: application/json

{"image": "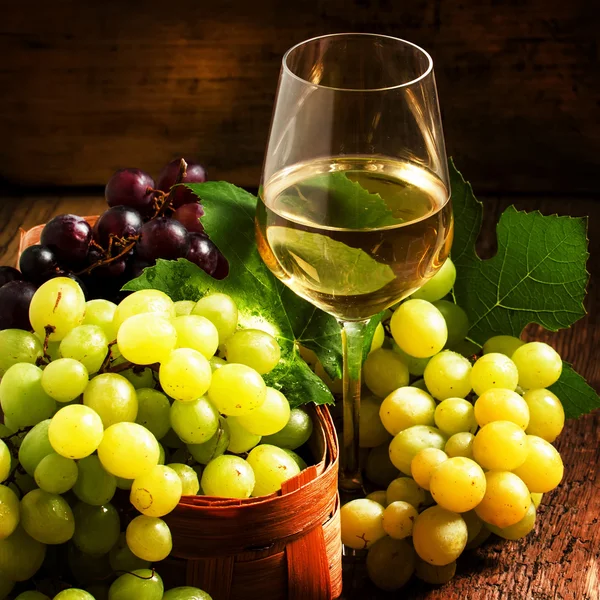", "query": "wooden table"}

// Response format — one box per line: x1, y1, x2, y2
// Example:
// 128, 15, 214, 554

0, 193, 598, 600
